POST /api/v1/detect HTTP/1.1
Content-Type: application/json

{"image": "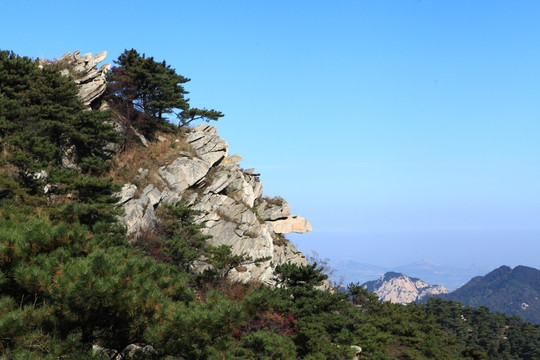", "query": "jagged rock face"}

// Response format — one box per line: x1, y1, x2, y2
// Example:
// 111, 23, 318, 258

49, 50, 312, 285
362, 272, 448, 304
41, 50, 110, 108
116, 125, 312, 285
